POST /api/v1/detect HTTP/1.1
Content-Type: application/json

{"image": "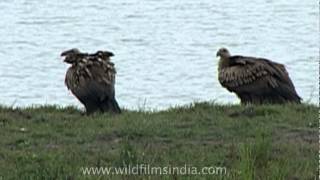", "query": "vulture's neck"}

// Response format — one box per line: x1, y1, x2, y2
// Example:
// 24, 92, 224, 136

218, 57, 230, 70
